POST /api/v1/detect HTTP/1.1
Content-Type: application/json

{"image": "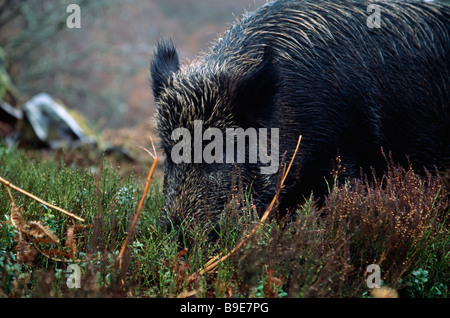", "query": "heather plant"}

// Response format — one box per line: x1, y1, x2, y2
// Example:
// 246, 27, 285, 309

319, 159, 449, 296
228, 157, 449, 297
